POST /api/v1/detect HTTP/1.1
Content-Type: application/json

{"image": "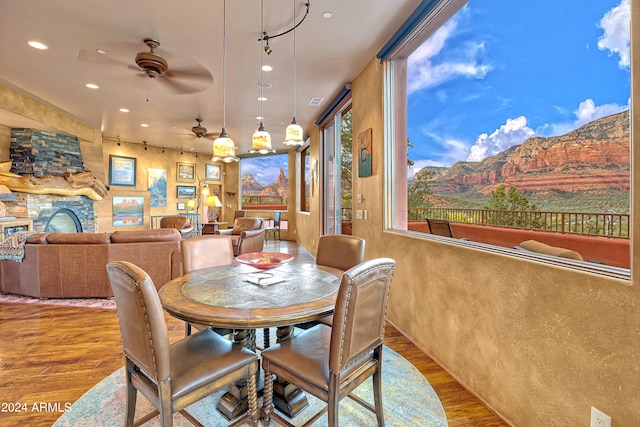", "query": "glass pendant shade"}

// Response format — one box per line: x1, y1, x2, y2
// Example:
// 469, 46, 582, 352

201, 184, 210, 197
212, 128, 239, 163
283, 117, 304, 146
251, 122, 274, 154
